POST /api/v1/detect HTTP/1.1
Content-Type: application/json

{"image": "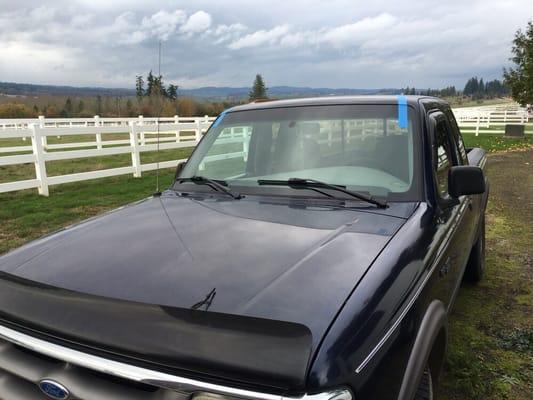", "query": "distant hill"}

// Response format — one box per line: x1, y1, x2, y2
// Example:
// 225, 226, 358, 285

0, 82, 135, 97
0, 81, 401, 100
180, 86, 398, 100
